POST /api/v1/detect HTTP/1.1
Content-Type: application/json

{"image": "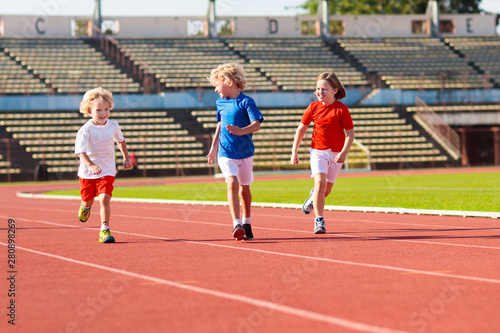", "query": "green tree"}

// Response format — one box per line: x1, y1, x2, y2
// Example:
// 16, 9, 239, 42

299, 0, 482, 15
445, 0, 481, 13
73, 20, 90, 36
